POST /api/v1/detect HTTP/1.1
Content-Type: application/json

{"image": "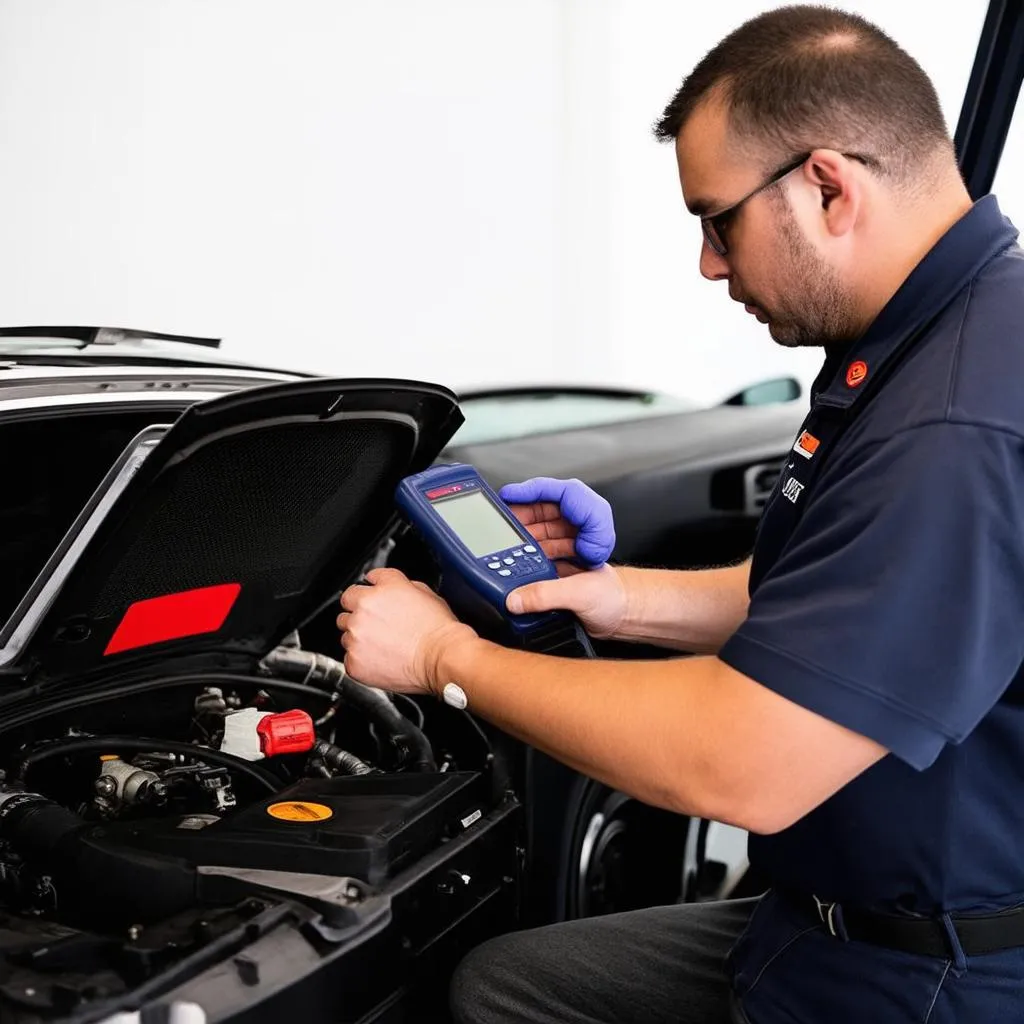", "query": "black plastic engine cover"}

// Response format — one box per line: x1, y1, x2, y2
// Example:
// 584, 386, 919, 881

104, 771, 487, 885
